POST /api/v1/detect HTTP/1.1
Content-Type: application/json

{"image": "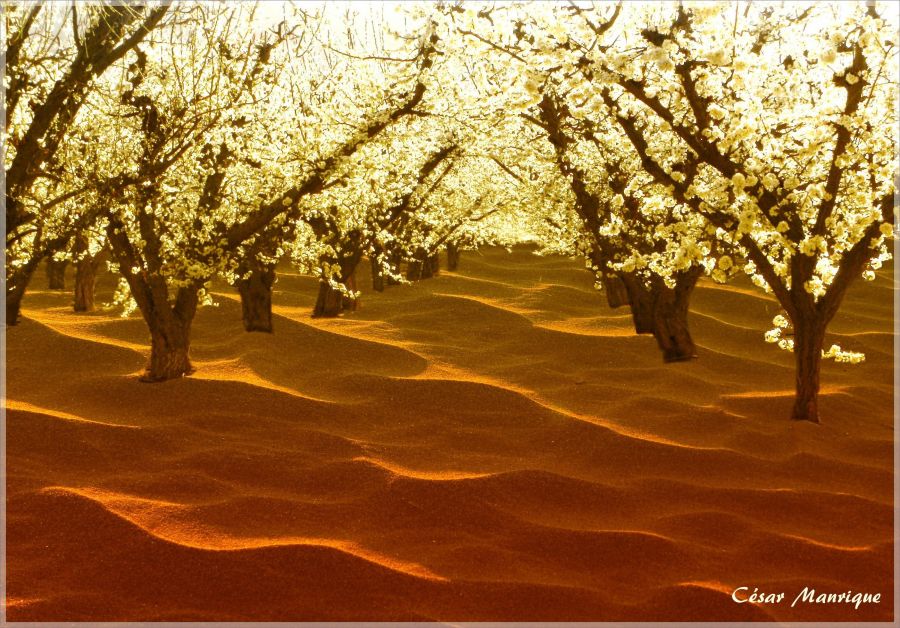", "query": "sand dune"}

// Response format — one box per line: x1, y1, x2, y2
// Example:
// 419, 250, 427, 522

5, 245, 894, 621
